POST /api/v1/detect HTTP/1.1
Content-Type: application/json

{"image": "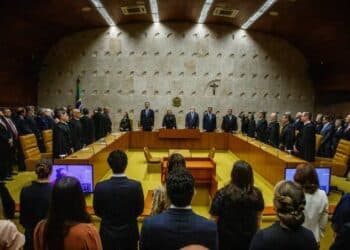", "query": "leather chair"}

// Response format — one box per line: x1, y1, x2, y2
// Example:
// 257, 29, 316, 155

20, 134, 52, 171
144, 147, 161, 173
315, 134, 323, 153
42, 129, 53, 154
